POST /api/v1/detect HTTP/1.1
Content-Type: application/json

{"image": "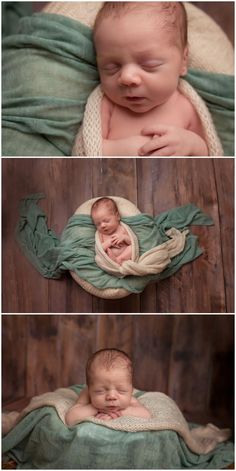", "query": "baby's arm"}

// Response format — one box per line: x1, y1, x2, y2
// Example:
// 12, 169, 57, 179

120, 397, 151, 419
65, 403, 98, 426
121, 228, 131, 245
101, 96, 152, 156
65, 387, 97, 426
101, 238, 114, 251
103, 135, 153, 157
